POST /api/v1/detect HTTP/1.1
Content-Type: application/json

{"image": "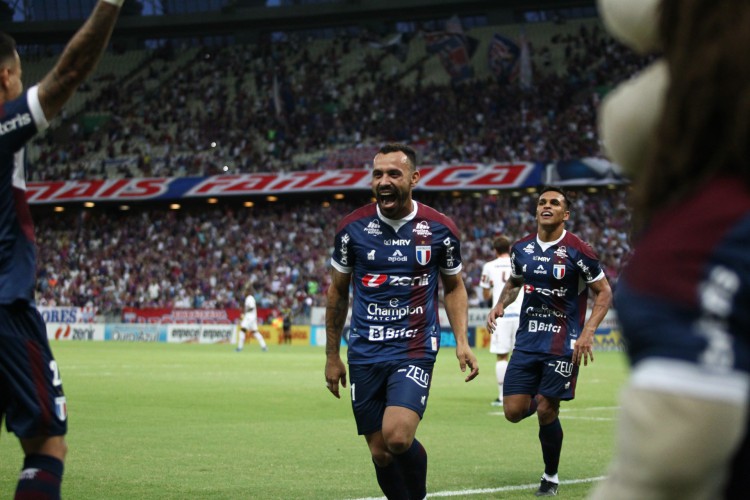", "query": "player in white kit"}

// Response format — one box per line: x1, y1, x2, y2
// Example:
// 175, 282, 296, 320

480, 236, 523, 406
237, 285, 268, 352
